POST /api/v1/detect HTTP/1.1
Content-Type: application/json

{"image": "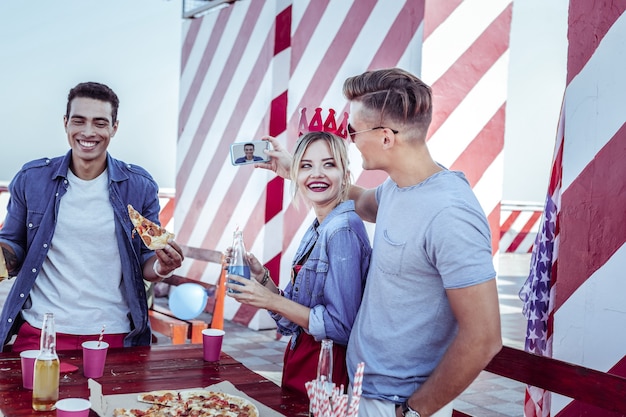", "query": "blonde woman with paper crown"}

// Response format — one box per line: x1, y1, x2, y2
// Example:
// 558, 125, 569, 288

226, 108, 371, 396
